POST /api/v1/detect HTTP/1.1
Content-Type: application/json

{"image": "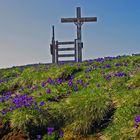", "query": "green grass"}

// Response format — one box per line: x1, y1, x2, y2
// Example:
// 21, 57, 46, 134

0, 54, 140, 140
